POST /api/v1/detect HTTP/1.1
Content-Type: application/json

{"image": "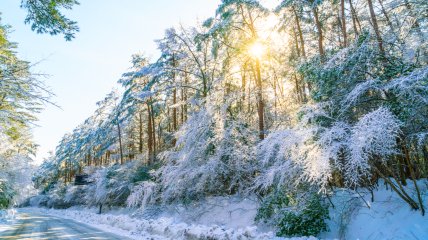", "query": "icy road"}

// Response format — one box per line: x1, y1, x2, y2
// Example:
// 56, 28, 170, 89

0, 208, 131, 240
